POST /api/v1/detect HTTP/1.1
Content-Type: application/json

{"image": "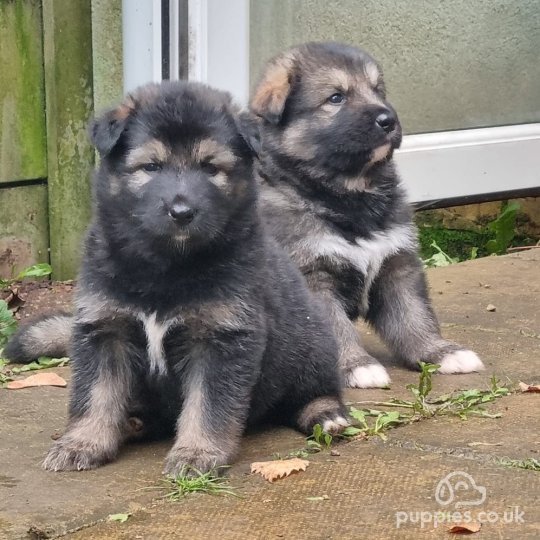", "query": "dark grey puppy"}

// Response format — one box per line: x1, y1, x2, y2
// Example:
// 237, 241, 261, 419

6, 81, 348, 474
248, 42, 484, 388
